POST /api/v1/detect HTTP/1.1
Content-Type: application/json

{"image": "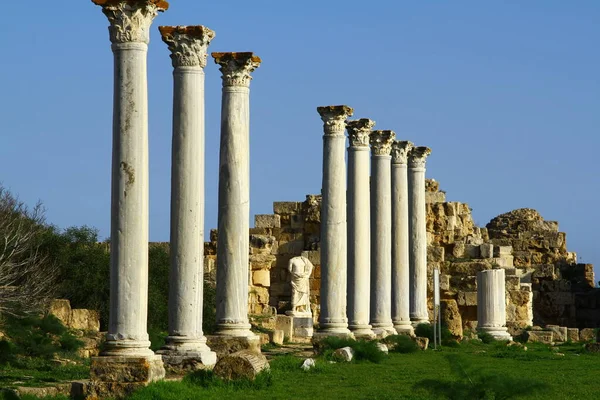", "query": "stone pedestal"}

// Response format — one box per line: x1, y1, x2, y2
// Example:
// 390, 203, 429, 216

346, 119, 376, 339
92, 1, 167, 378
408, 146, 431, 326
391, 141, 414, 336
287, 313, 314, 338
477, 269, 513, 341
369, 130, 396, 337
156, 25, 216, 371
212, 52, 261, 338
206, 335, 262, 360
316, 105, 354, 338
